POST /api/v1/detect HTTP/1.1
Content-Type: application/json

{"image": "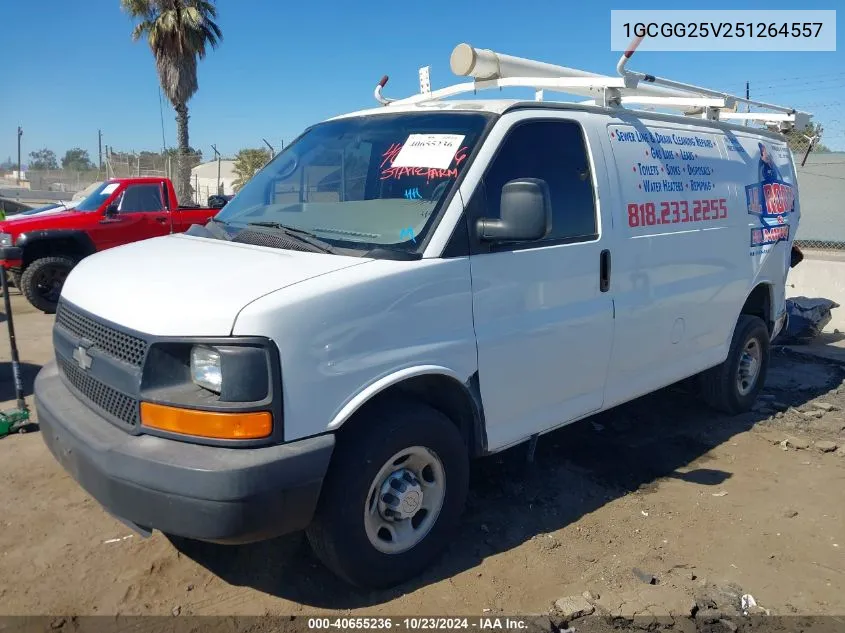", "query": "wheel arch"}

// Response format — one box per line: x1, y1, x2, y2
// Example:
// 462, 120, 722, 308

17, 230, 96, 268
740, 282, 775, 335
327, 366, 487, 458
